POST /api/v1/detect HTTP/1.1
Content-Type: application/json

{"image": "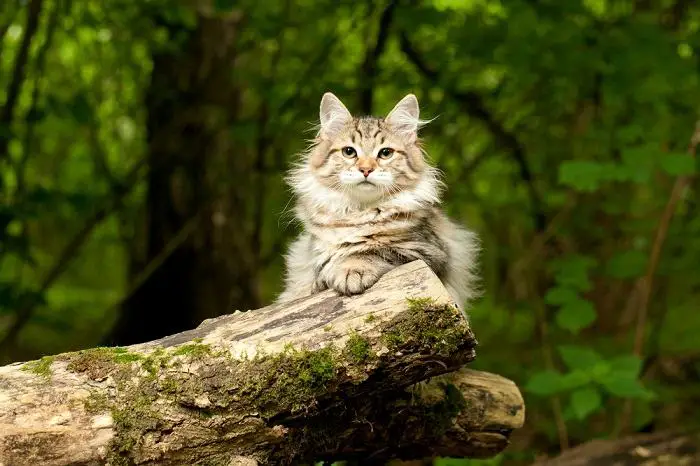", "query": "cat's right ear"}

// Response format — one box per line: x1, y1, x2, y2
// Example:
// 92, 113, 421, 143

319, 92, 352, 138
